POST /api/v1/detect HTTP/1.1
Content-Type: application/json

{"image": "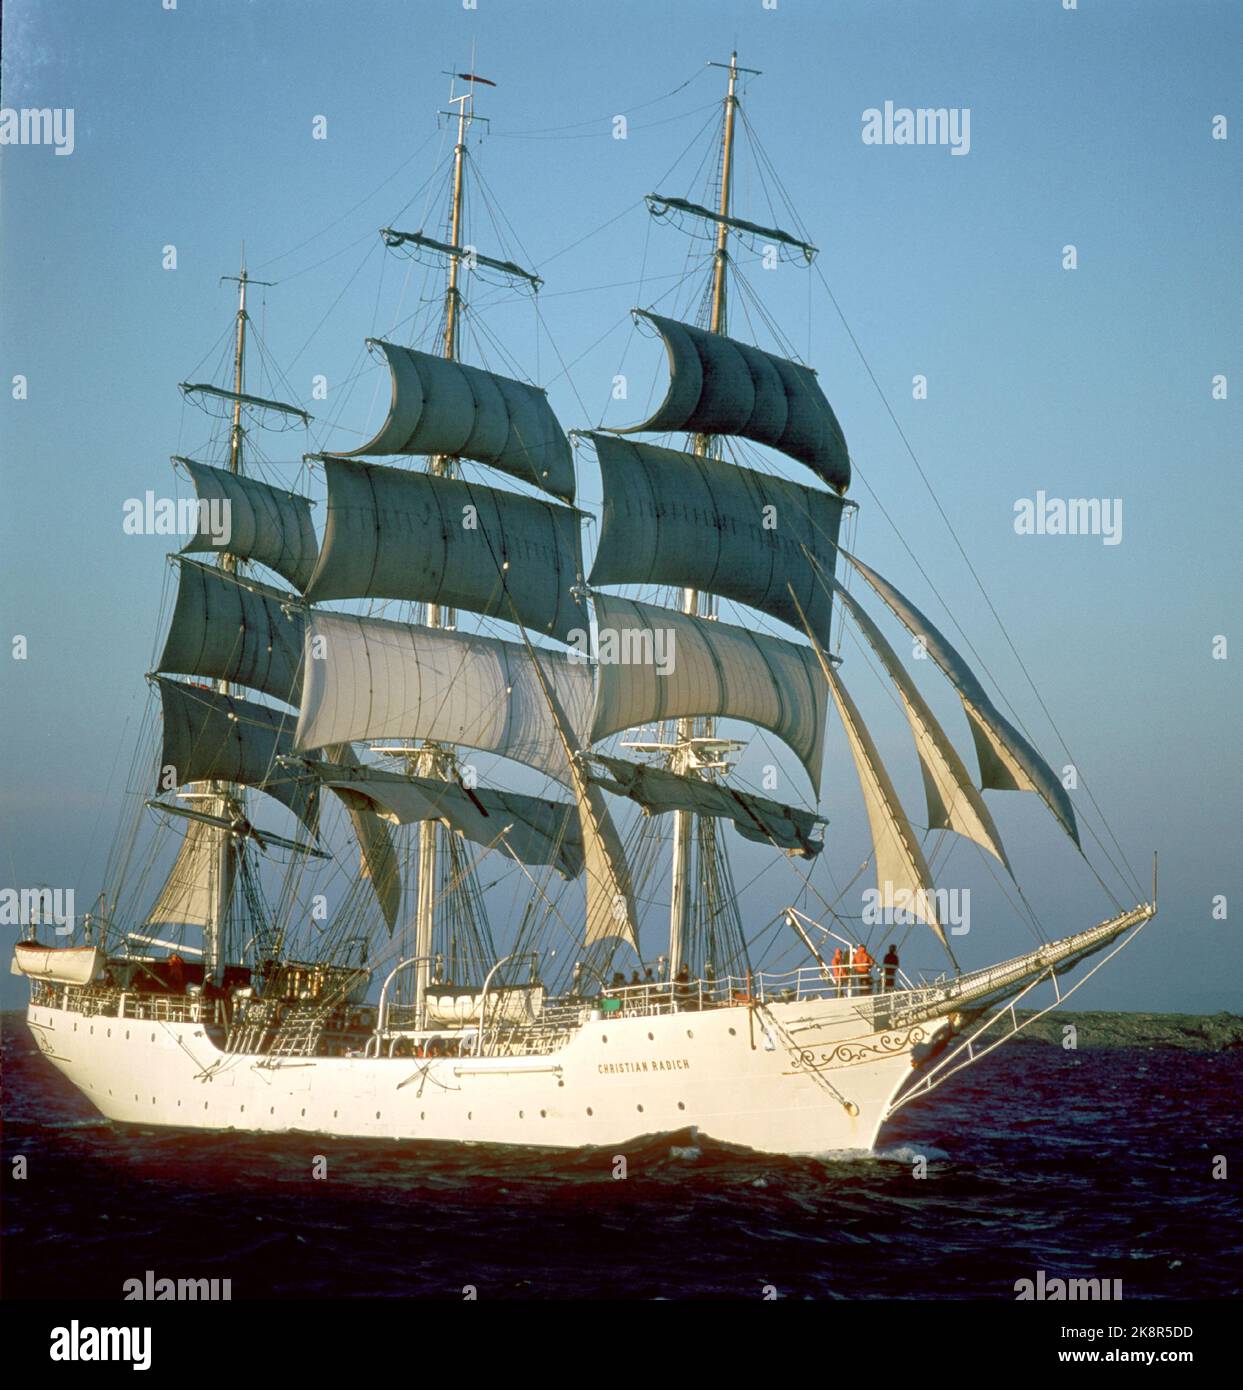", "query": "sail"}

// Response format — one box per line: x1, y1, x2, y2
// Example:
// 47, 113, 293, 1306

178, 459, 318, 591
157, 558, 304, 707
587, 434, 843, 646
323, 744, 400, 933
816, 571, 1011, 869
345, 339, 576, 502
814, 656, 953, 957
155, 677, 319, 833
146, 816, 231, 930
313, 762, 583, 880
587, 754, 823, 858
529, 653, 639, 955
843, 555, 1080, 847
614, 312, 850, 494
294, 610, 593, 784
589, 593, 828, 795
302, 456, 587, 642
